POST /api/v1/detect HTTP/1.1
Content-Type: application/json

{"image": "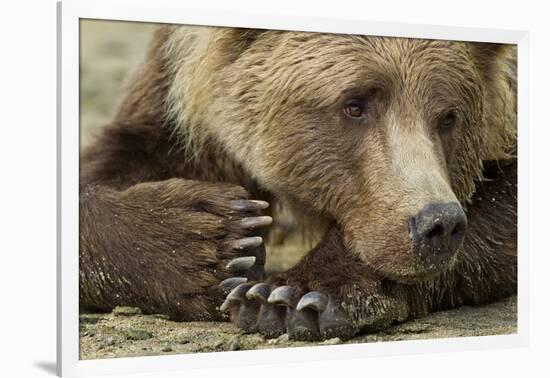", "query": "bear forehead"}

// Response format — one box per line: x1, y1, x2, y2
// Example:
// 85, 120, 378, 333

255, 32, 475, 70
232, 32, 481, 111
